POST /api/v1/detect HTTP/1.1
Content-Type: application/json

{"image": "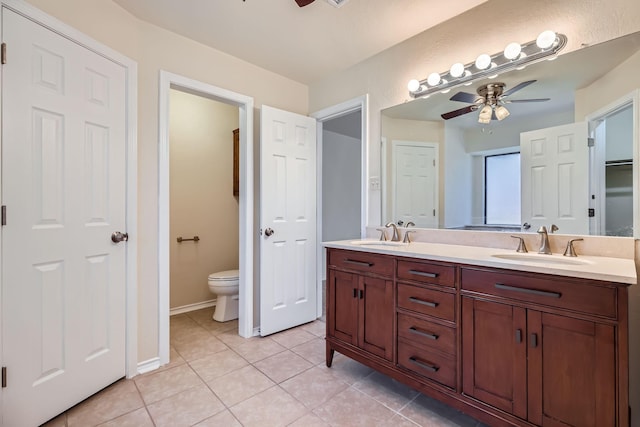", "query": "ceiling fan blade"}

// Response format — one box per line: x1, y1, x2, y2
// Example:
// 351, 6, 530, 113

502, 80, 536, 97
441, 105, 477, 120
295, 0, 316, 6
505, 98, 551, 103
449, 91, 478, 103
